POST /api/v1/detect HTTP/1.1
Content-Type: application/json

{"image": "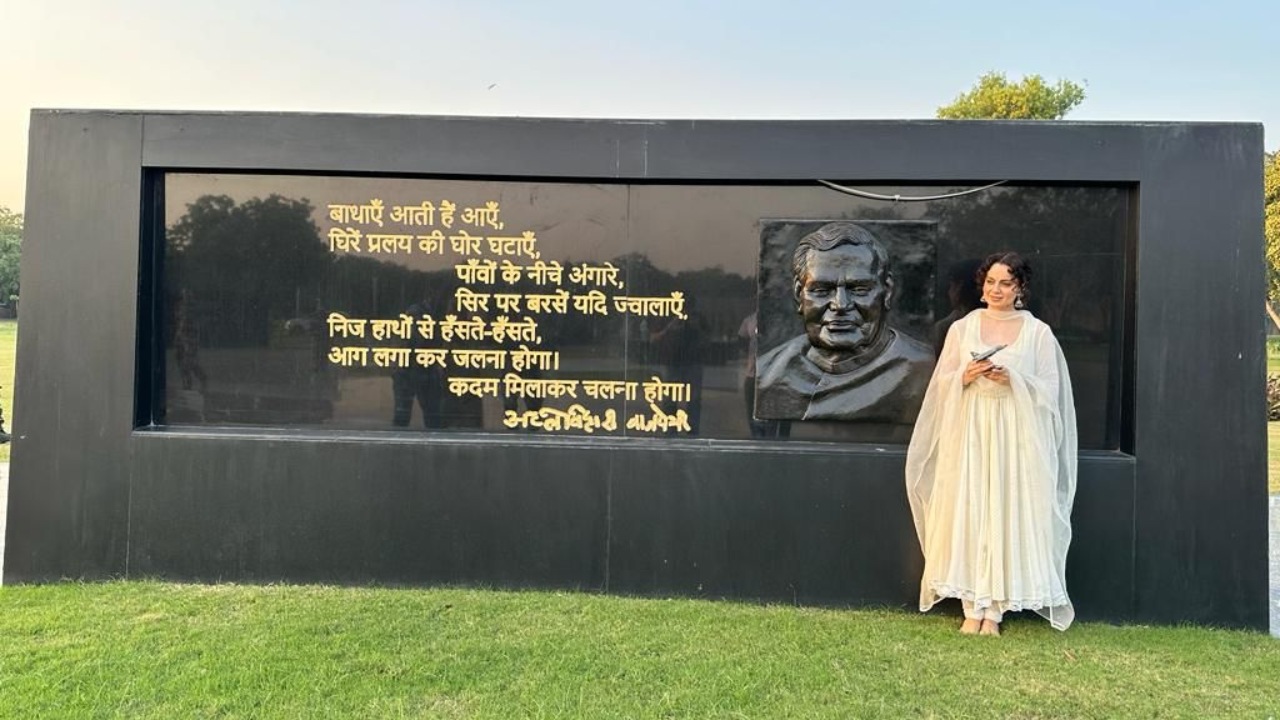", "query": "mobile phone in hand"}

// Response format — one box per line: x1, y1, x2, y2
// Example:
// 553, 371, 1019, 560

970, 344, 1006, 363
